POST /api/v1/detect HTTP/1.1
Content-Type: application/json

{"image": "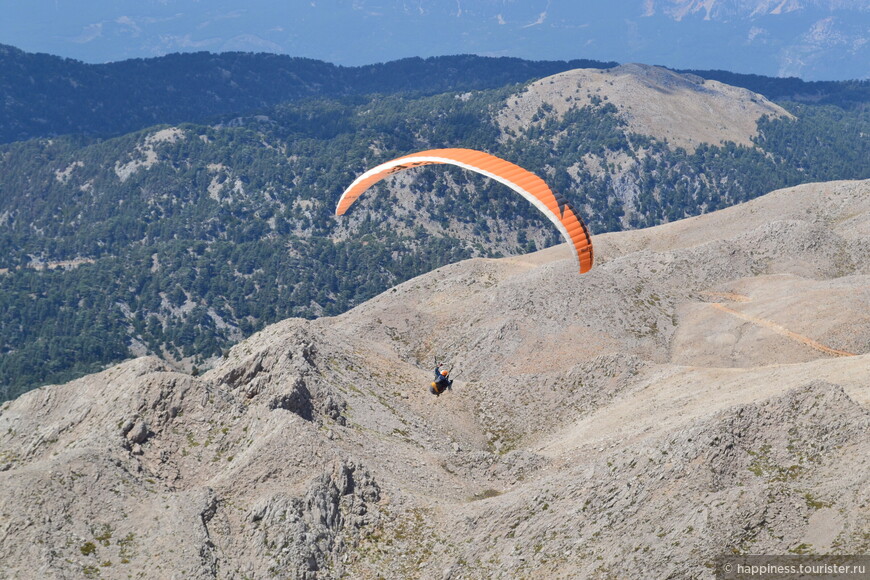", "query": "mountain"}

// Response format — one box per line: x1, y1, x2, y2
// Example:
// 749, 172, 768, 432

1, 62, 868, 401
0, 45, 615, 145
4, 1, 868, 80
633, 0, 869, 80
1, 177, 868, 578
1, 44, 866, 147
496, 63, 794, 153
